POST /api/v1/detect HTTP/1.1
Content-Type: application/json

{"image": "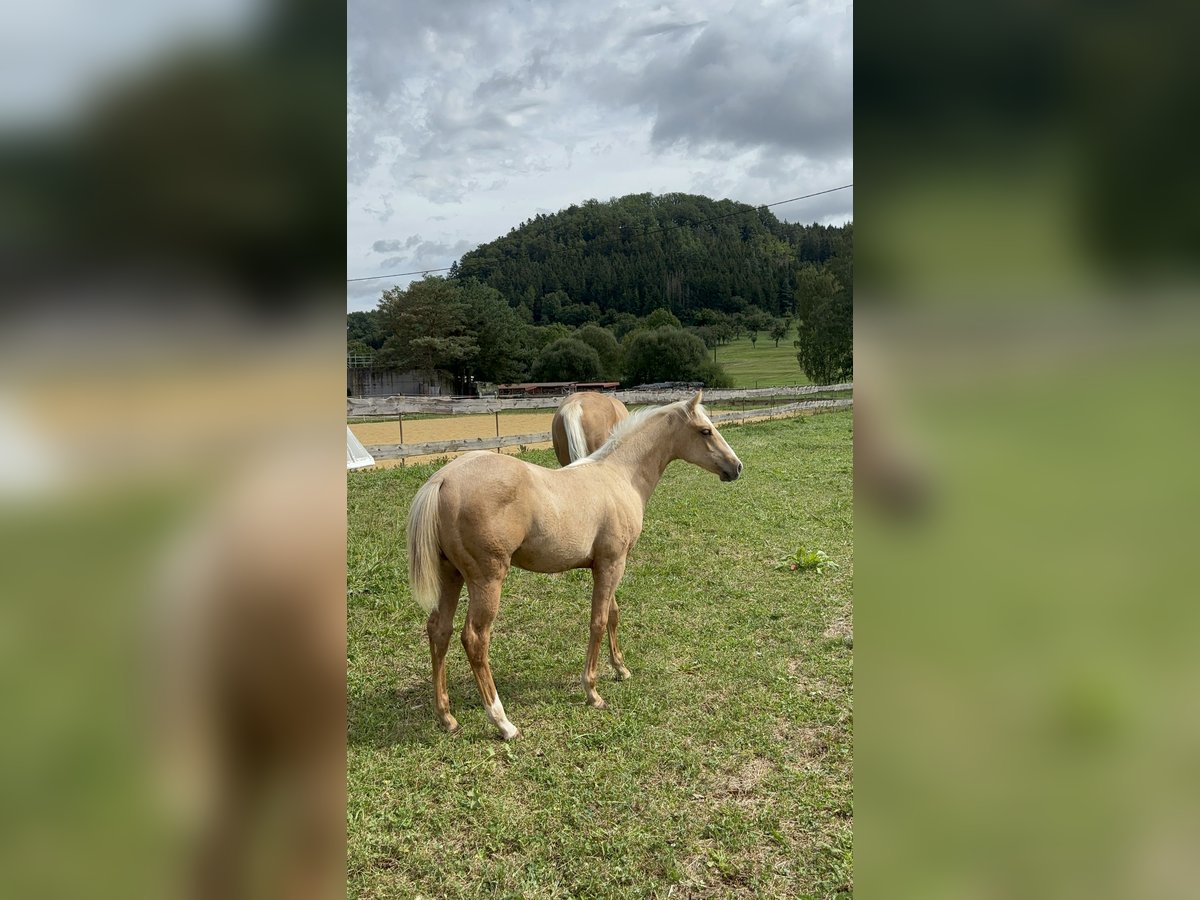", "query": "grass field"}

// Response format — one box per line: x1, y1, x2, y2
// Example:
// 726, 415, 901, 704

347, 411, 853, 899
713, 328, 810, 389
